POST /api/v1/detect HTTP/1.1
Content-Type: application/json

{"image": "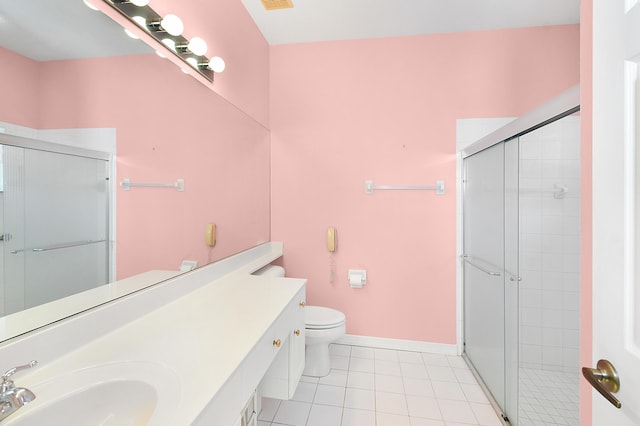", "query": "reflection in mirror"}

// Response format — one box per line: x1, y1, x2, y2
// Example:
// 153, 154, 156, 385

0, 0, 152, 60
1, 136, 110, 315
0, 0, 271, 342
